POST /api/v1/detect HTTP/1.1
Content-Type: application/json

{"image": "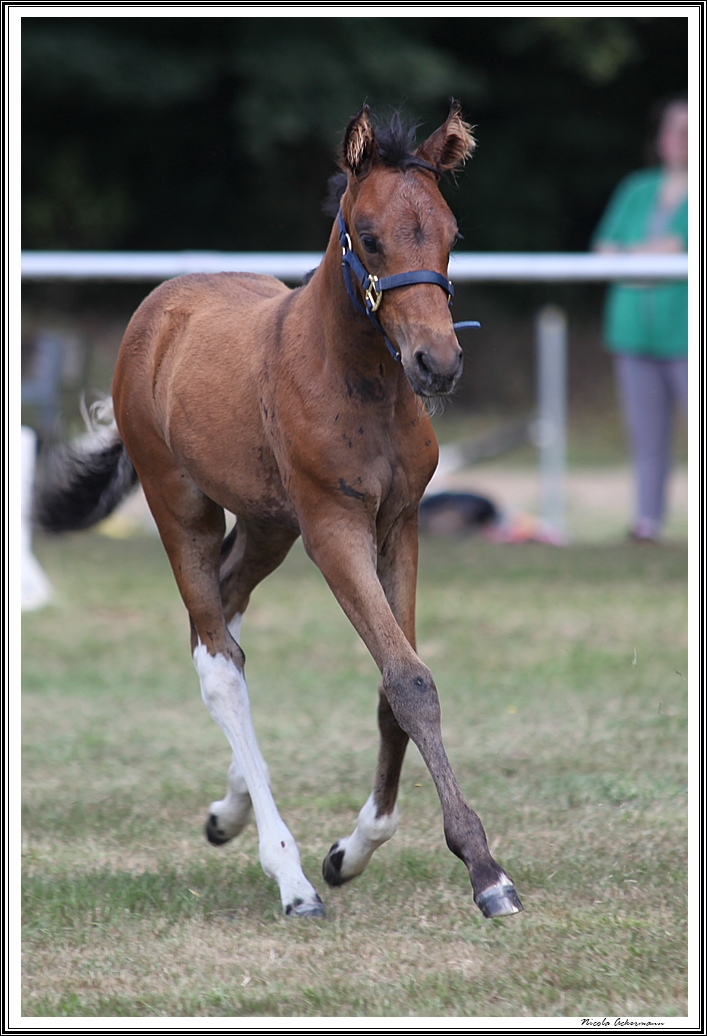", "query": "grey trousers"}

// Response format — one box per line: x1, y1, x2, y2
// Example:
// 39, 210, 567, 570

614, 354, 688, 529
